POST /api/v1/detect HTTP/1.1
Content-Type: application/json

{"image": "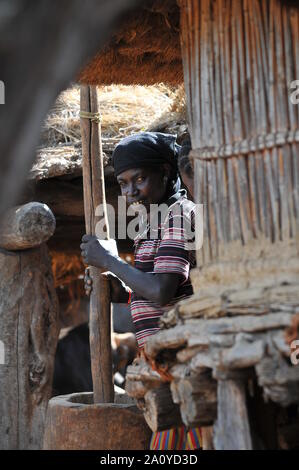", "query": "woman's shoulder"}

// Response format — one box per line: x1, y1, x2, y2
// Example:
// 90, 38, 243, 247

160, 192, 196, 240
166, 192, 195, 219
